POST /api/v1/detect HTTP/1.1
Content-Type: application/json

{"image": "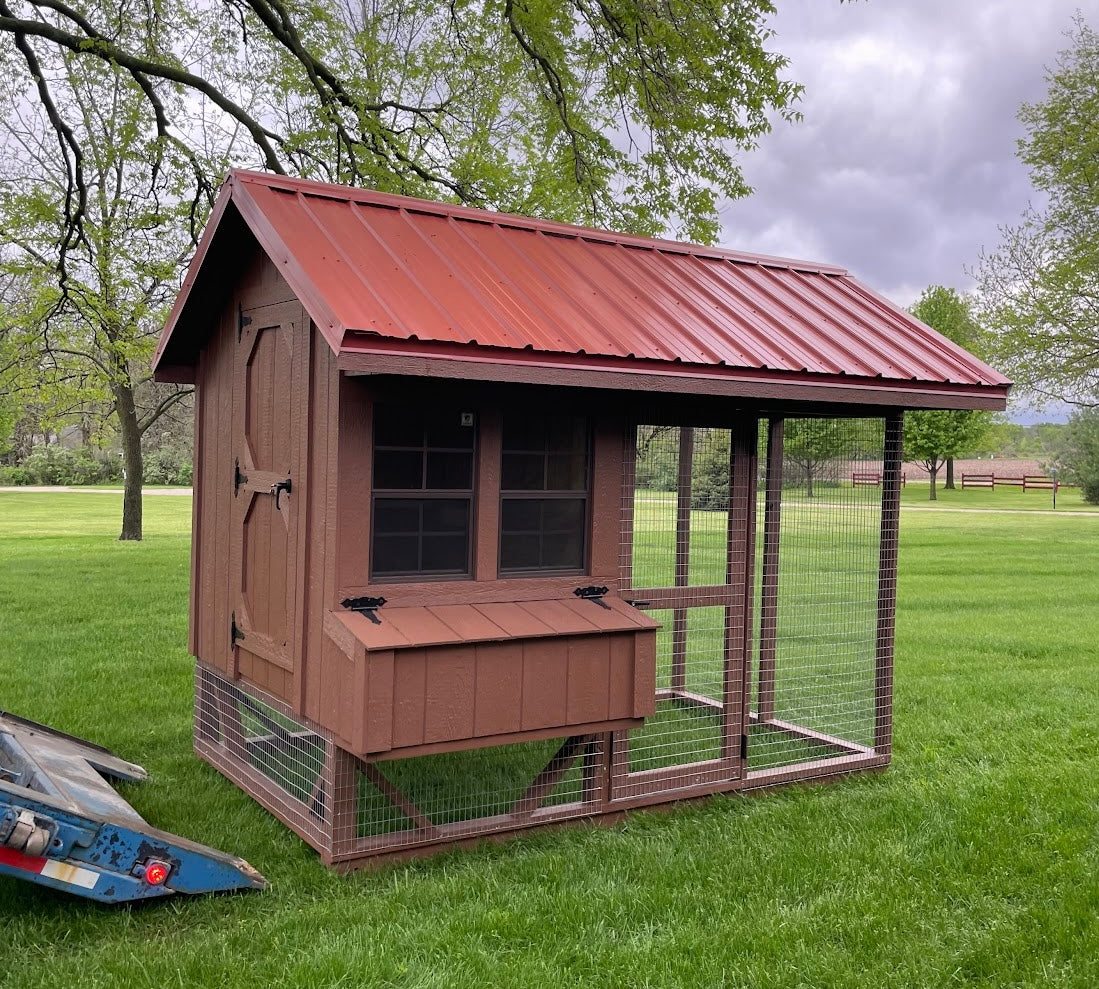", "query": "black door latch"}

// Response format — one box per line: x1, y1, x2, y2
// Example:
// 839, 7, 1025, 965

272, 477, 292, 510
